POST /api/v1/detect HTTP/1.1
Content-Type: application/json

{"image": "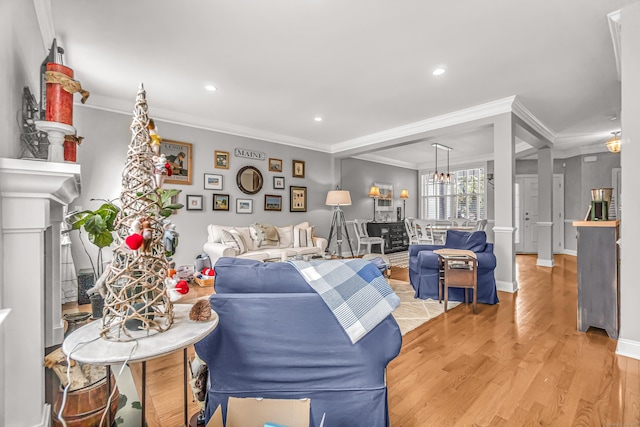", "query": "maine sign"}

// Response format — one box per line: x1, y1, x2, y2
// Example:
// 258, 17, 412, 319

234, 148, 265, 161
